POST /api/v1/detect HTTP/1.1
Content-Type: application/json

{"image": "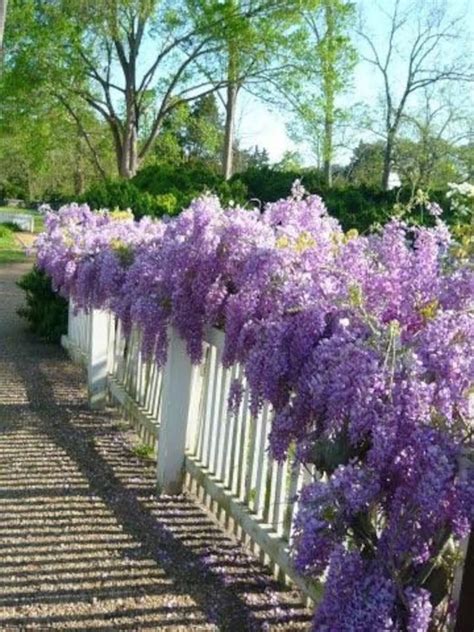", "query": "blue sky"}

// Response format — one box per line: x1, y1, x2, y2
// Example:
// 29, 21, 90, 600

235, 0, 474, 164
